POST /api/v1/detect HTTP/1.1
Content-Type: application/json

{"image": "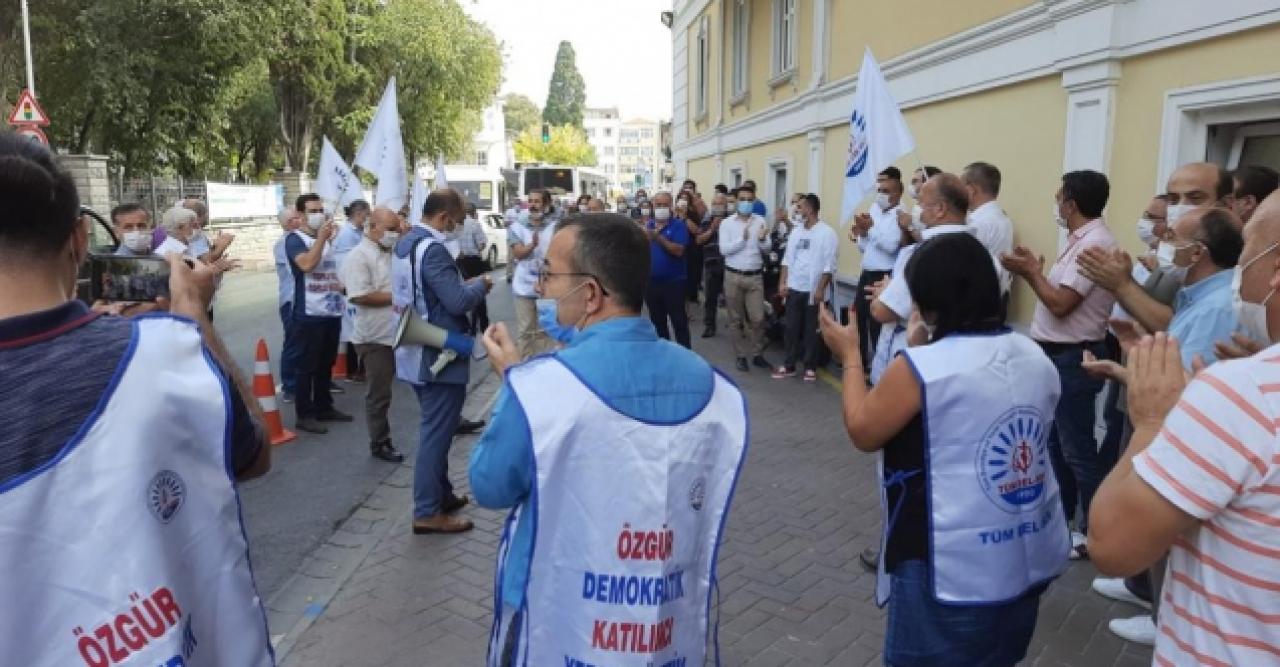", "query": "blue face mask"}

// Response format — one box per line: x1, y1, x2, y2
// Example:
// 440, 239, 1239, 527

736, 200, 753, 216
535, 281, 589, 344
